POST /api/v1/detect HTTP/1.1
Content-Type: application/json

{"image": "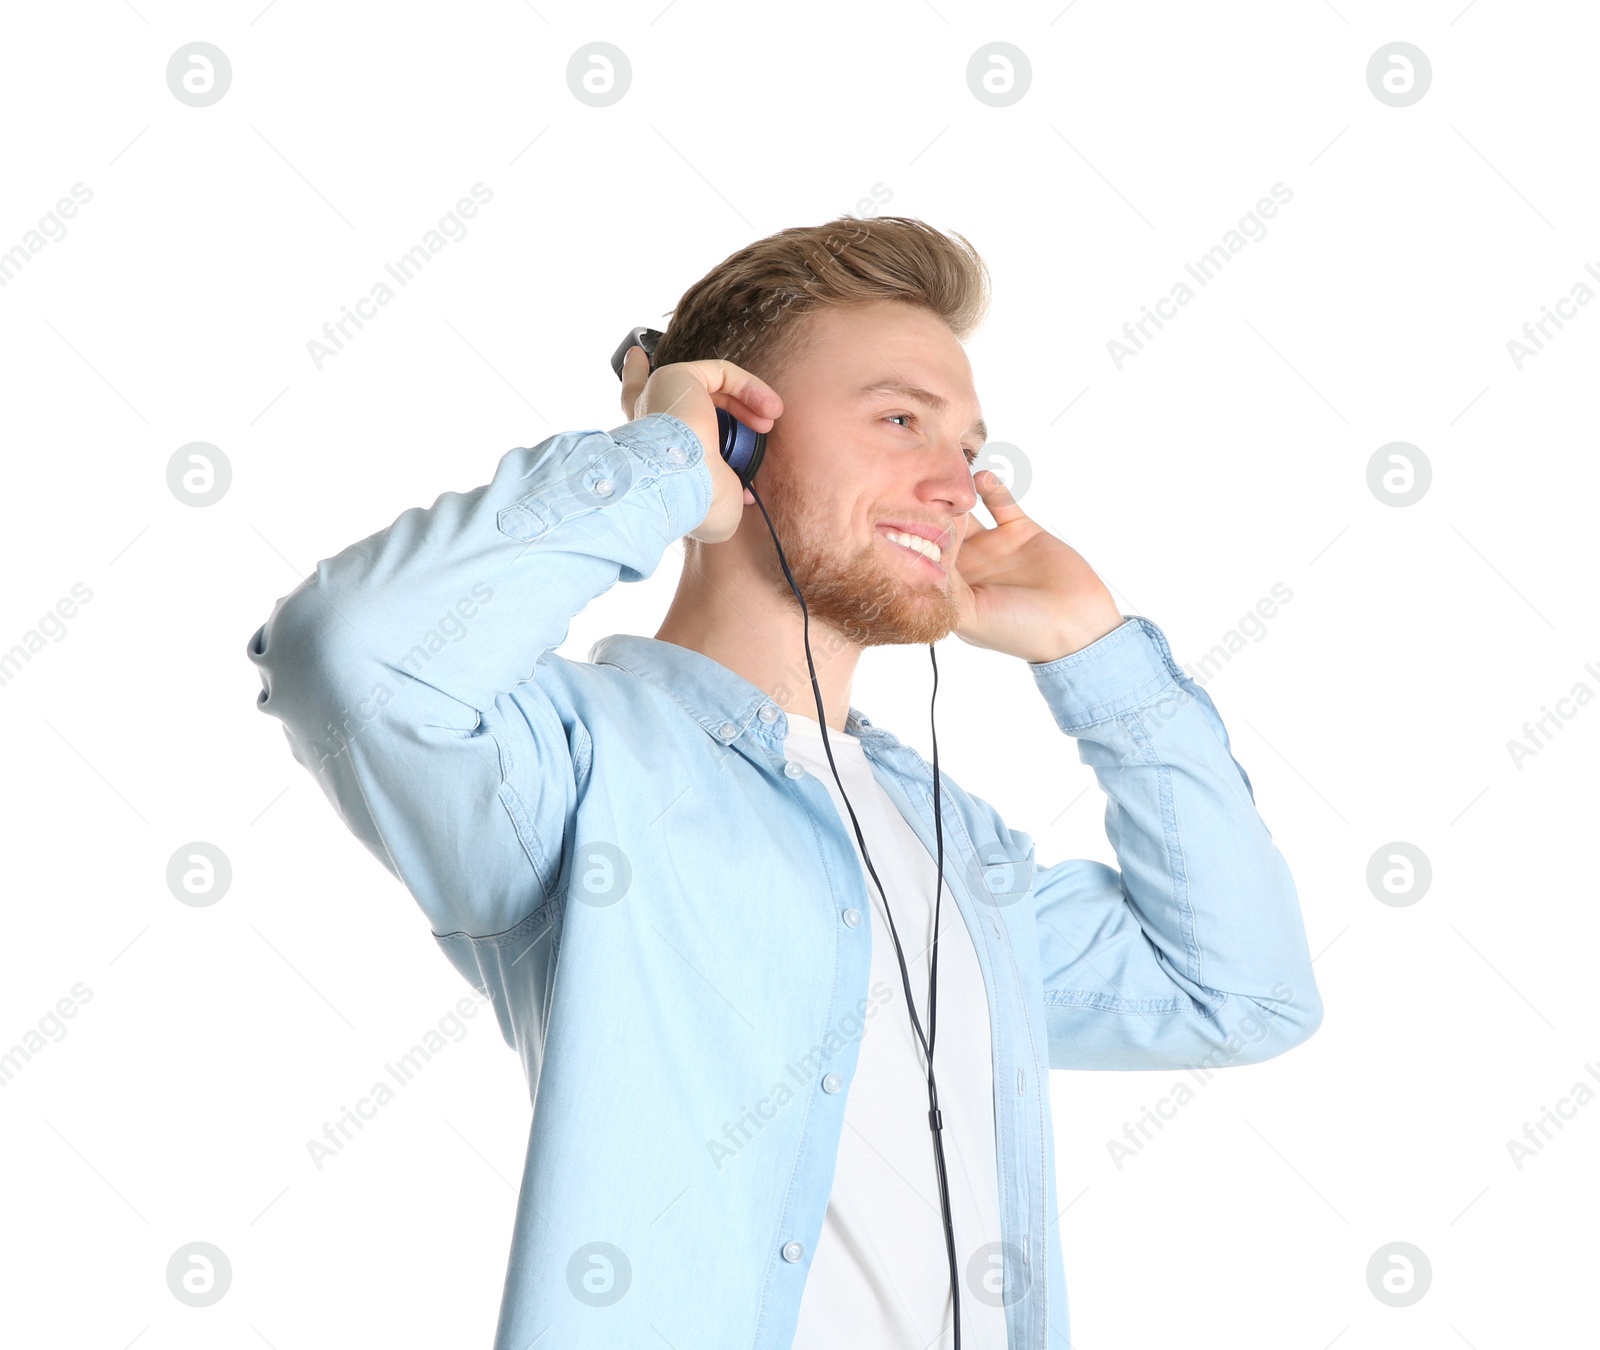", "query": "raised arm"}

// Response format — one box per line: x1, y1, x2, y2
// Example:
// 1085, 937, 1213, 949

245, 411, 714, 944
1025, 616, 1323, 1070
